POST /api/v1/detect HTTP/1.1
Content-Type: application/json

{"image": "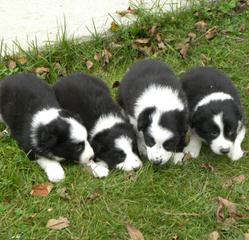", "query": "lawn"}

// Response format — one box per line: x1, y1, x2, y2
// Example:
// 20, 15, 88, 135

1, 1, 249, 239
